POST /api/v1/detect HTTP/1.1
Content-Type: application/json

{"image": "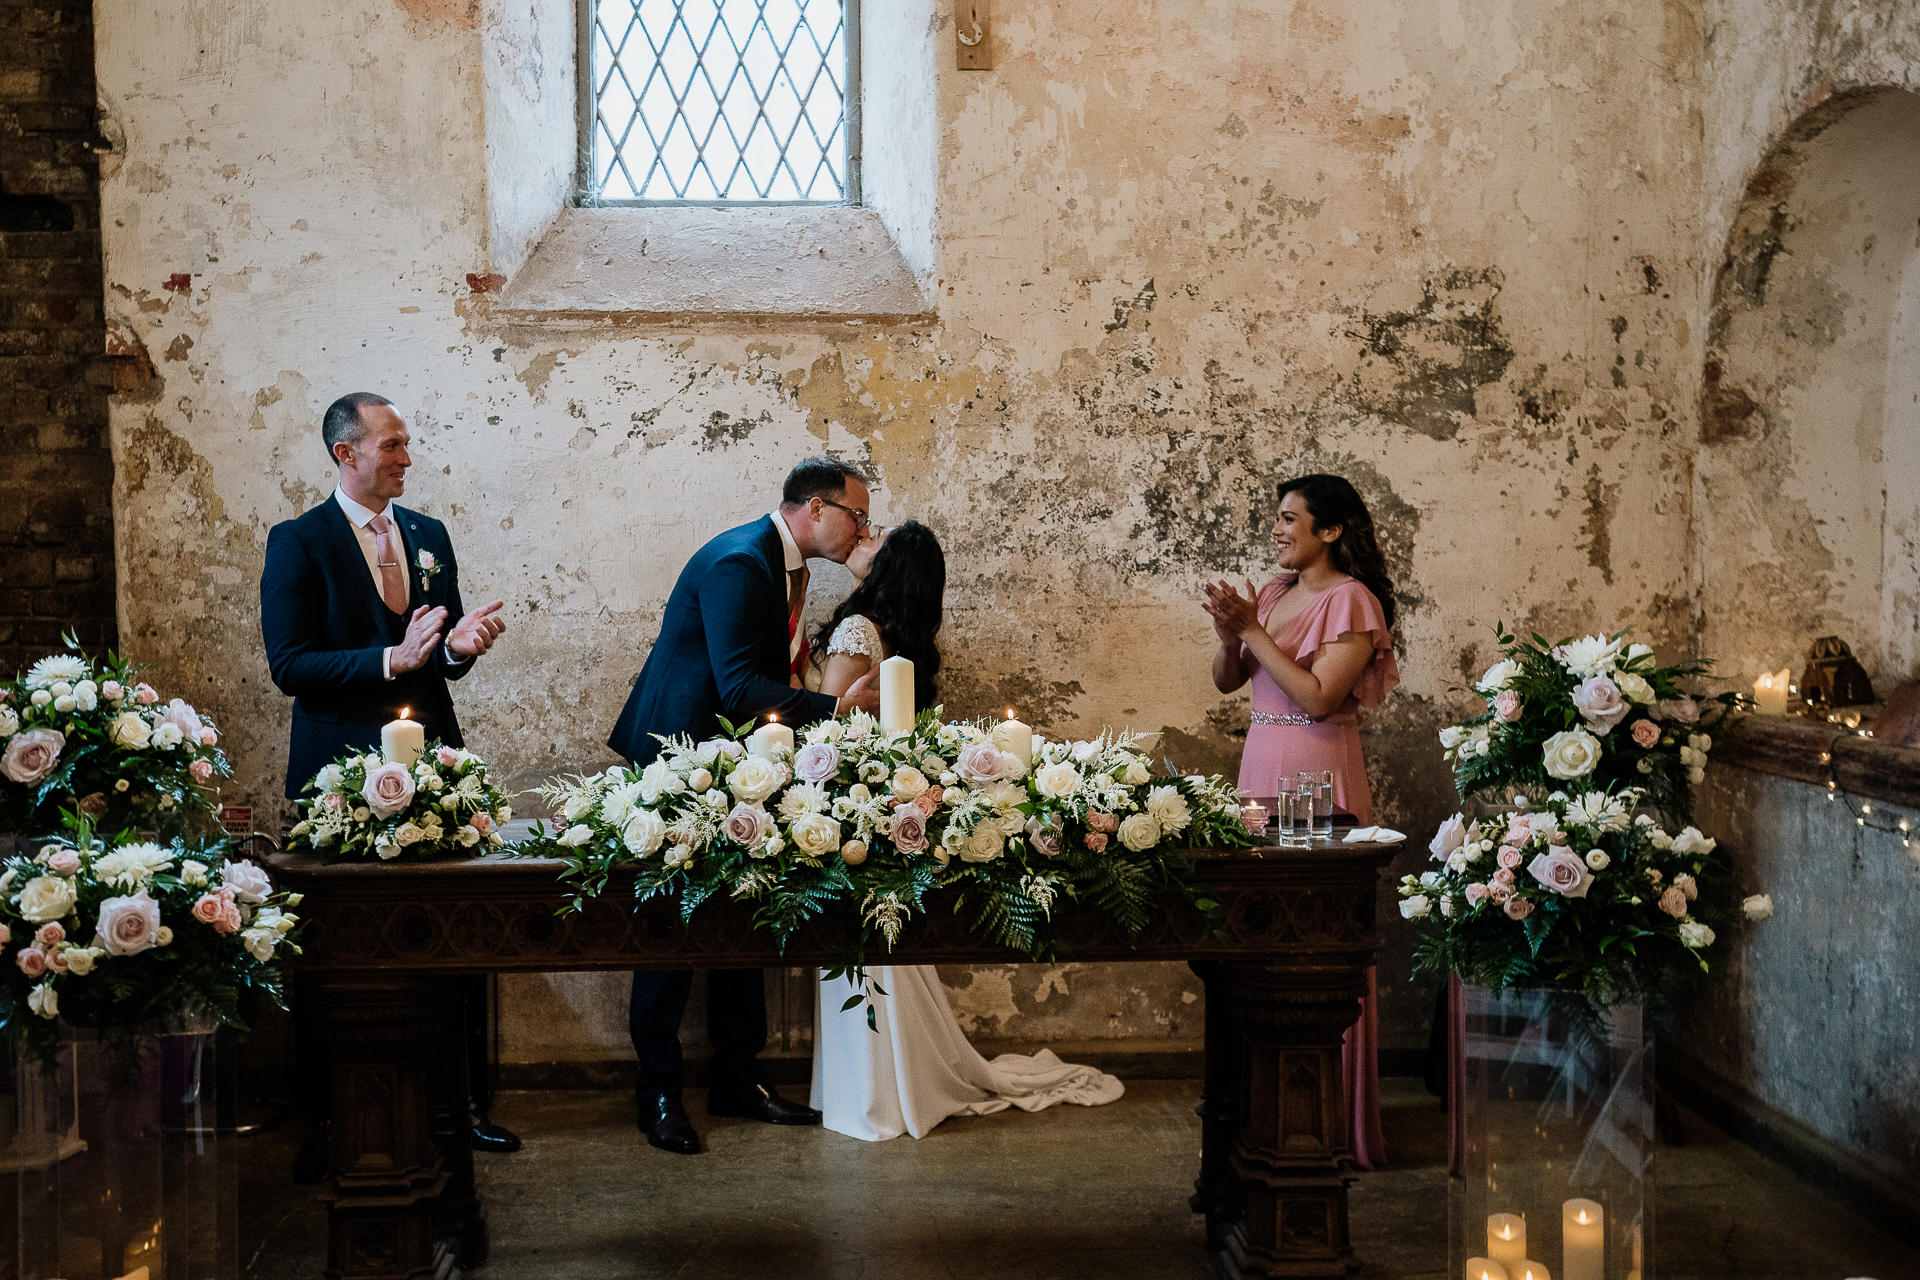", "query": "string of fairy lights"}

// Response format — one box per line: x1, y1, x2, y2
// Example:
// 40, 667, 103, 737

1812, 742, 1918, 862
